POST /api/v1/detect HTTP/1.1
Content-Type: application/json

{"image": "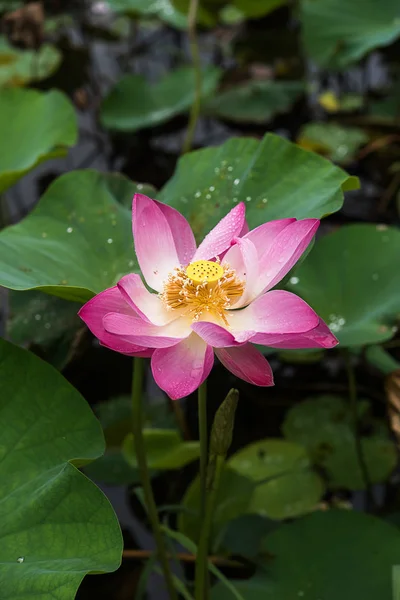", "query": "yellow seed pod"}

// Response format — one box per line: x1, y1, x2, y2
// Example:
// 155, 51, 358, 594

186, 260, 224, 285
